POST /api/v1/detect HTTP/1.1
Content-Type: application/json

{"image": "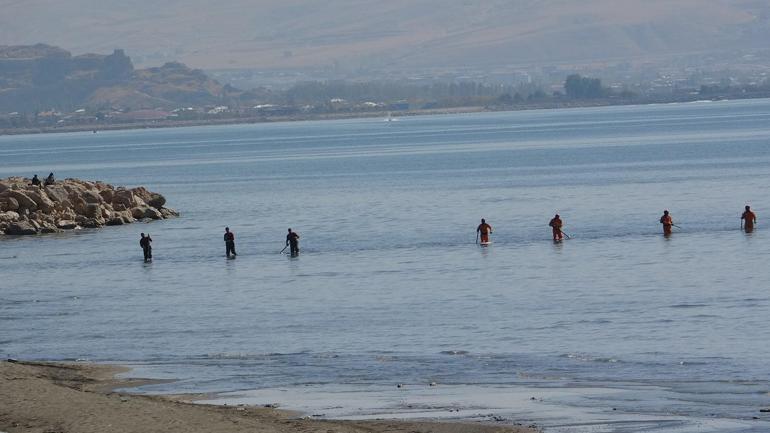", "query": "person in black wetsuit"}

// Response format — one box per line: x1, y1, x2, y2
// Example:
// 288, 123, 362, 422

139, 233, 153, 262
286, 228, 300, 256
44, 172, 55, 186
224, 227, 236, 257
30, 174, 41, 186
